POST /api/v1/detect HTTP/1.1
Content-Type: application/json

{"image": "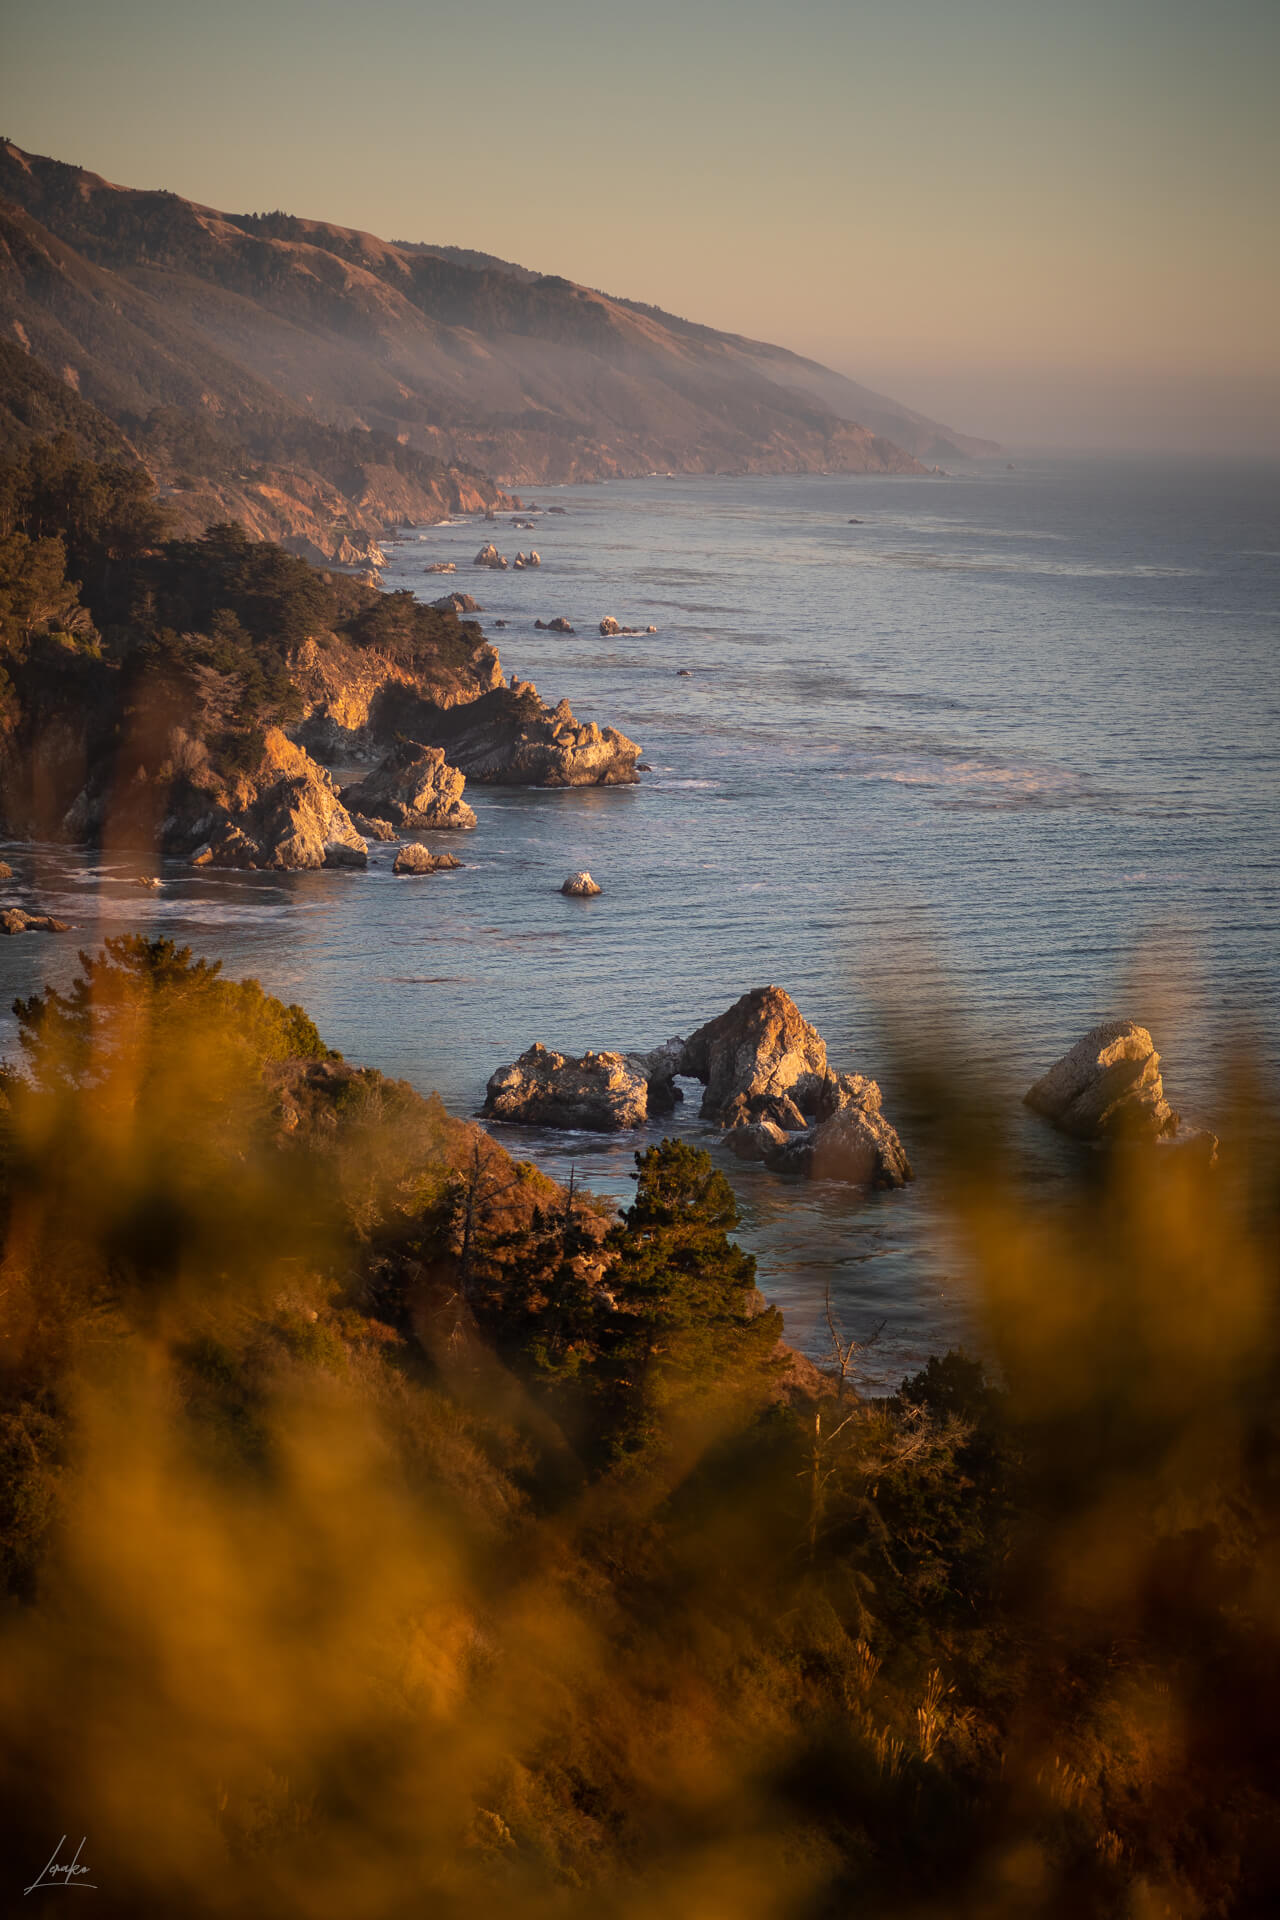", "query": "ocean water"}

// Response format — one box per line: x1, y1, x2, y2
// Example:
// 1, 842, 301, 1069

3, 459, 1277, 1384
